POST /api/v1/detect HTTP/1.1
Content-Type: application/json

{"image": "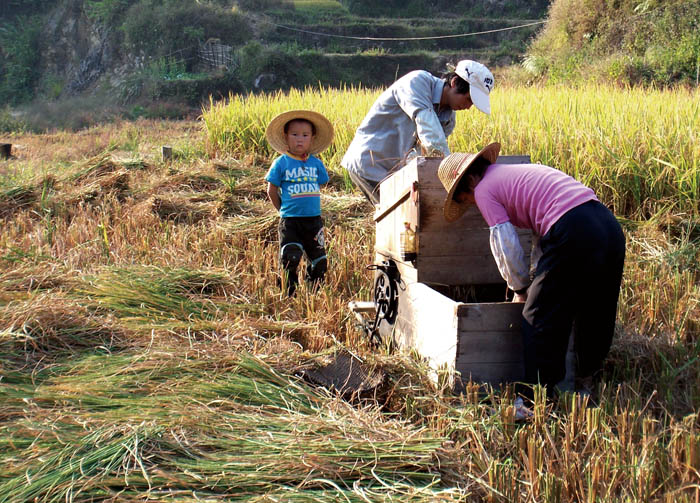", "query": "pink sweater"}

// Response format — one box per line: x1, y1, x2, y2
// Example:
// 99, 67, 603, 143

474, 164, 598, 236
